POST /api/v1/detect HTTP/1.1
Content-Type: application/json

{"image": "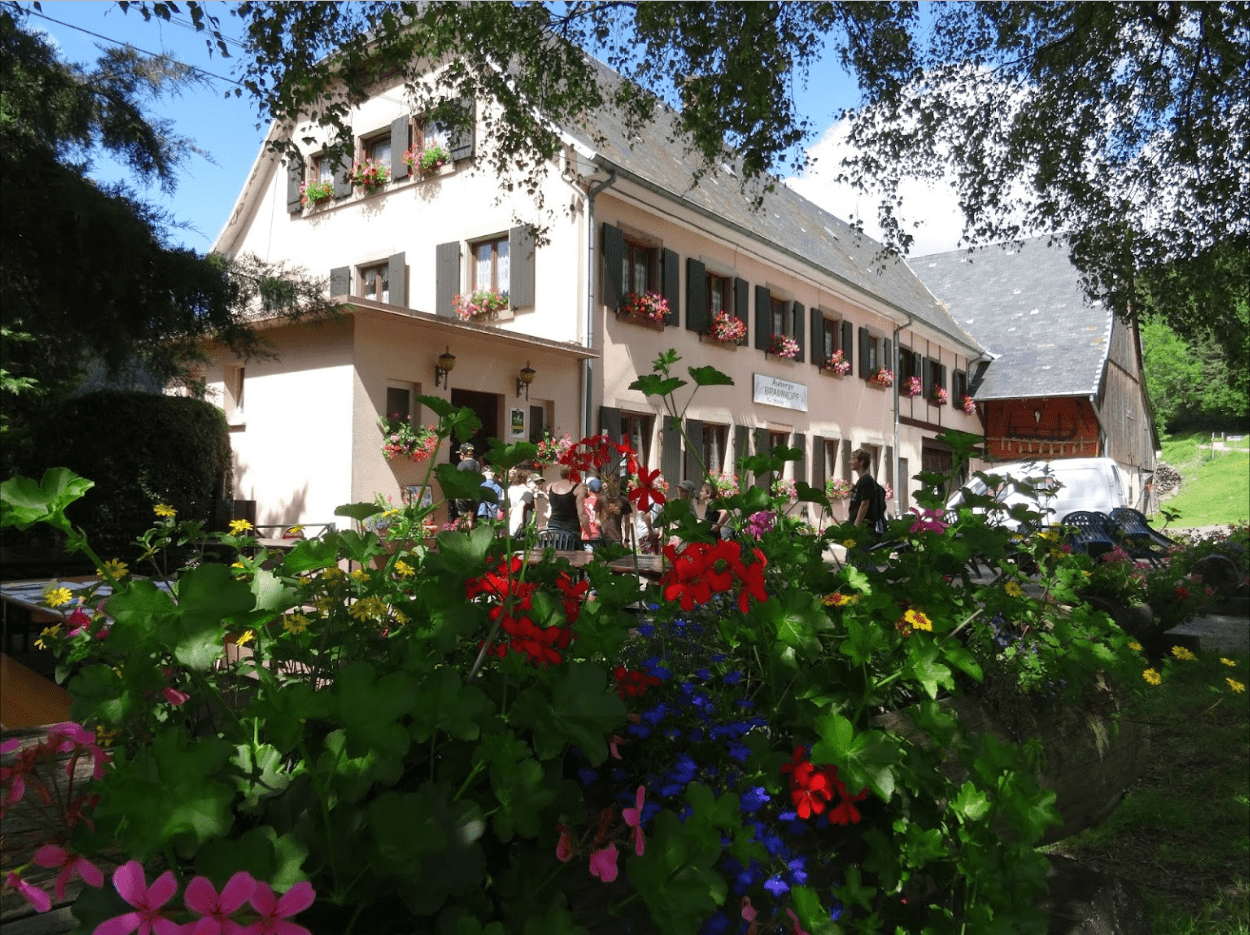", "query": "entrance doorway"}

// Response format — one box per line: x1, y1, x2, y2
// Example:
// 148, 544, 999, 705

450, 389, 501, 465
